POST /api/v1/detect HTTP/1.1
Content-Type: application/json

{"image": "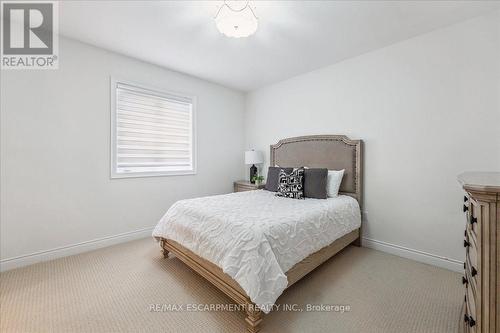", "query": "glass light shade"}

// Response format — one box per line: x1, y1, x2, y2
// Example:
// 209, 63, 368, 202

215, 2, 258, 38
